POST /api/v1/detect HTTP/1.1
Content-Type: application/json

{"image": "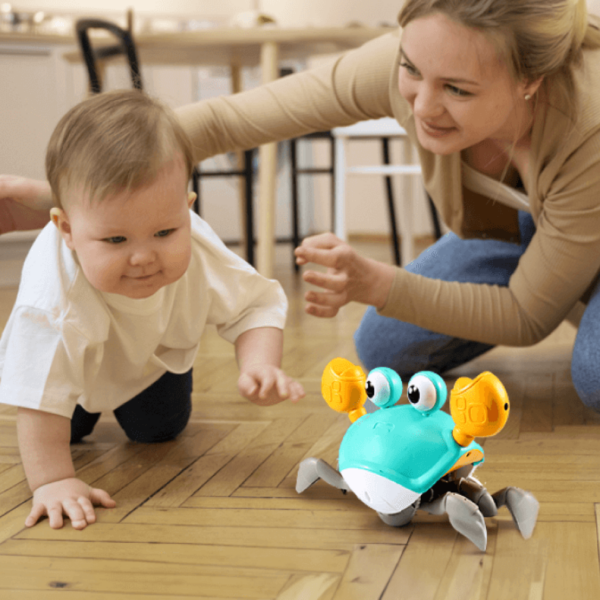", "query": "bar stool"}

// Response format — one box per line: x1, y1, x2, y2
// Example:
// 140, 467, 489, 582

331, 117, 441, 266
